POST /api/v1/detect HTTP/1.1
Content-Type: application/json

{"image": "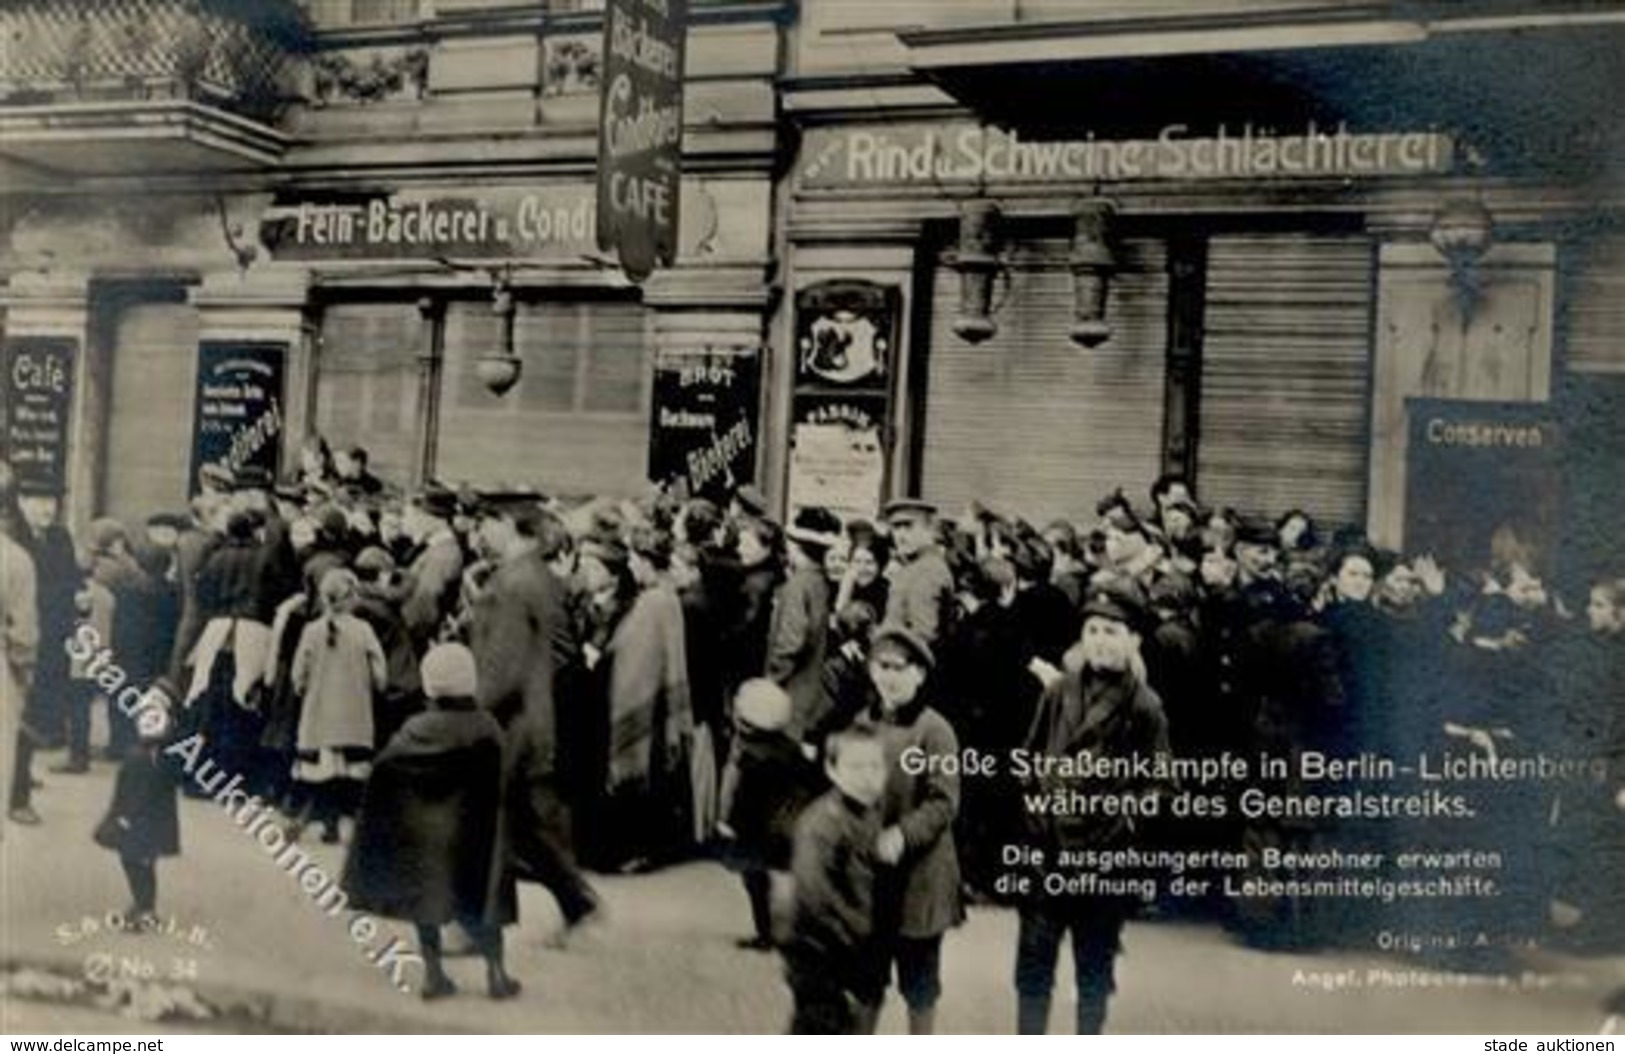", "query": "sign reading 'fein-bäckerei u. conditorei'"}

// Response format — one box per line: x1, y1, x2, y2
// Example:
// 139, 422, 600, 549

260, 188, 597, 260
798, 122, 1454, 187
